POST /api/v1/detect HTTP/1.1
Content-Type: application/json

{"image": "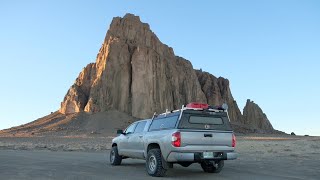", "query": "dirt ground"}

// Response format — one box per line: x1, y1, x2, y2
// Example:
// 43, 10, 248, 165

0, 135, 319, 179
1, 134, 319, 155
